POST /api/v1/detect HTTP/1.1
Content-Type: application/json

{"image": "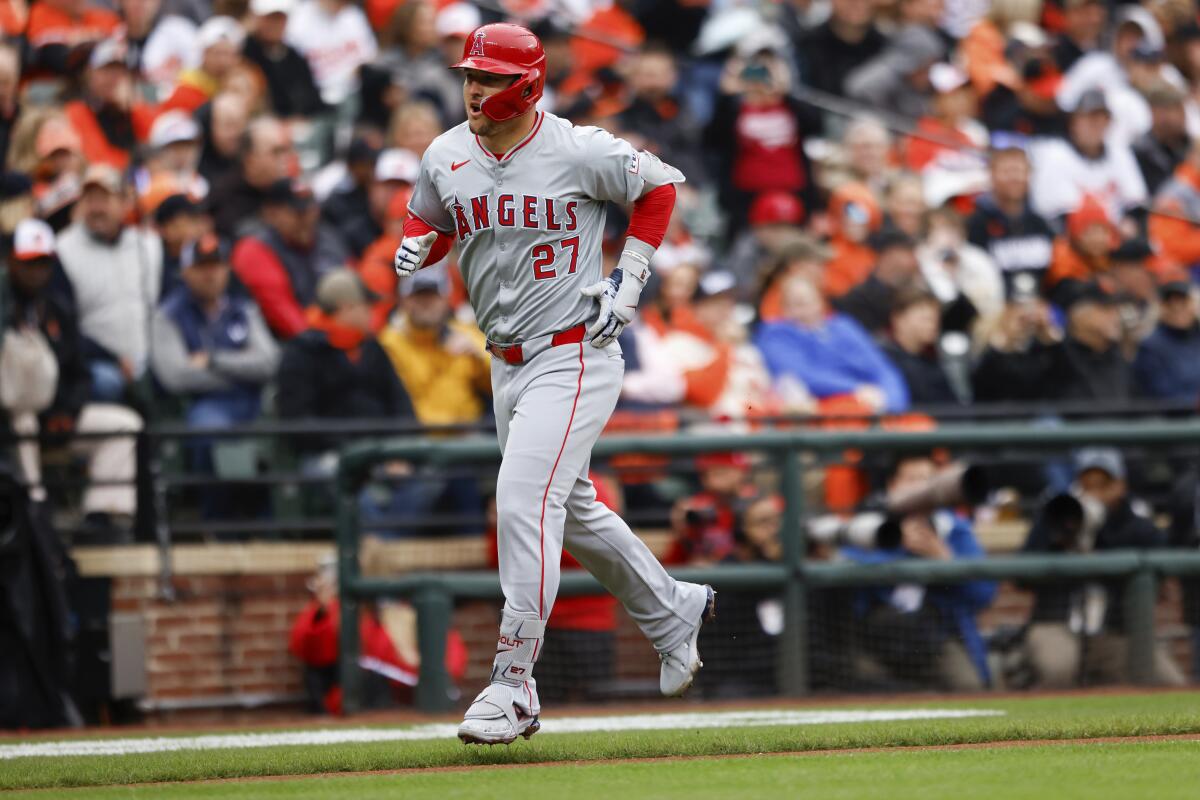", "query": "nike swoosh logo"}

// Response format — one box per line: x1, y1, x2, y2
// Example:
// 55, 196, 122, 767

451, 160, 470, 171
